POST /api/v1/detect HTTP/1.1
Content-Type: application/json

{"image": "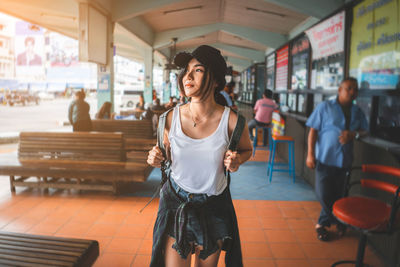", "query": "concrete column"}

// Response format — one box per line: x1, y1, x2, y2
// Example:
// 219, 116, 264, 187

97, 20, 115, 112
143, 47, 153, 104
163, 69, 171, 103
